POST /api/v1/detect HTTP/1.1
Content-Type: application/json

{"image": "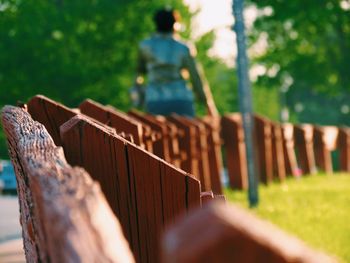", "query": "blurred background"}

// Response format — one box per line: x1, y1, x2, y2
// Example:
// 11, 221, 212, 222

0, 0, 349, 159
